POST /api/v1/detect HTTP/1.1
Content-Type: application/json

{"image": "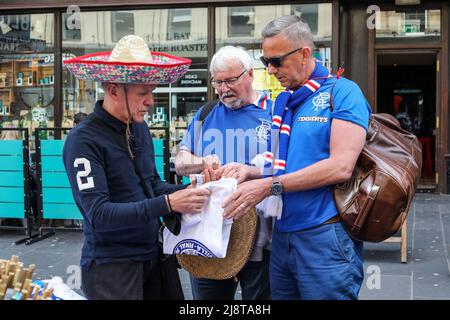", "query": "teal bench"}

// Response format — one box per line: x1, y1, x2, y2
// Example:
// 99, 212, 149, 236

0, 128, 35, 245
149, 127, 170, 182
182, 176, 191, 184
35, 130, 168, 219
37, 134, 168, 220
0, 139, 27, 219
38, 139, 82, 220
153, 139, 166, 181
